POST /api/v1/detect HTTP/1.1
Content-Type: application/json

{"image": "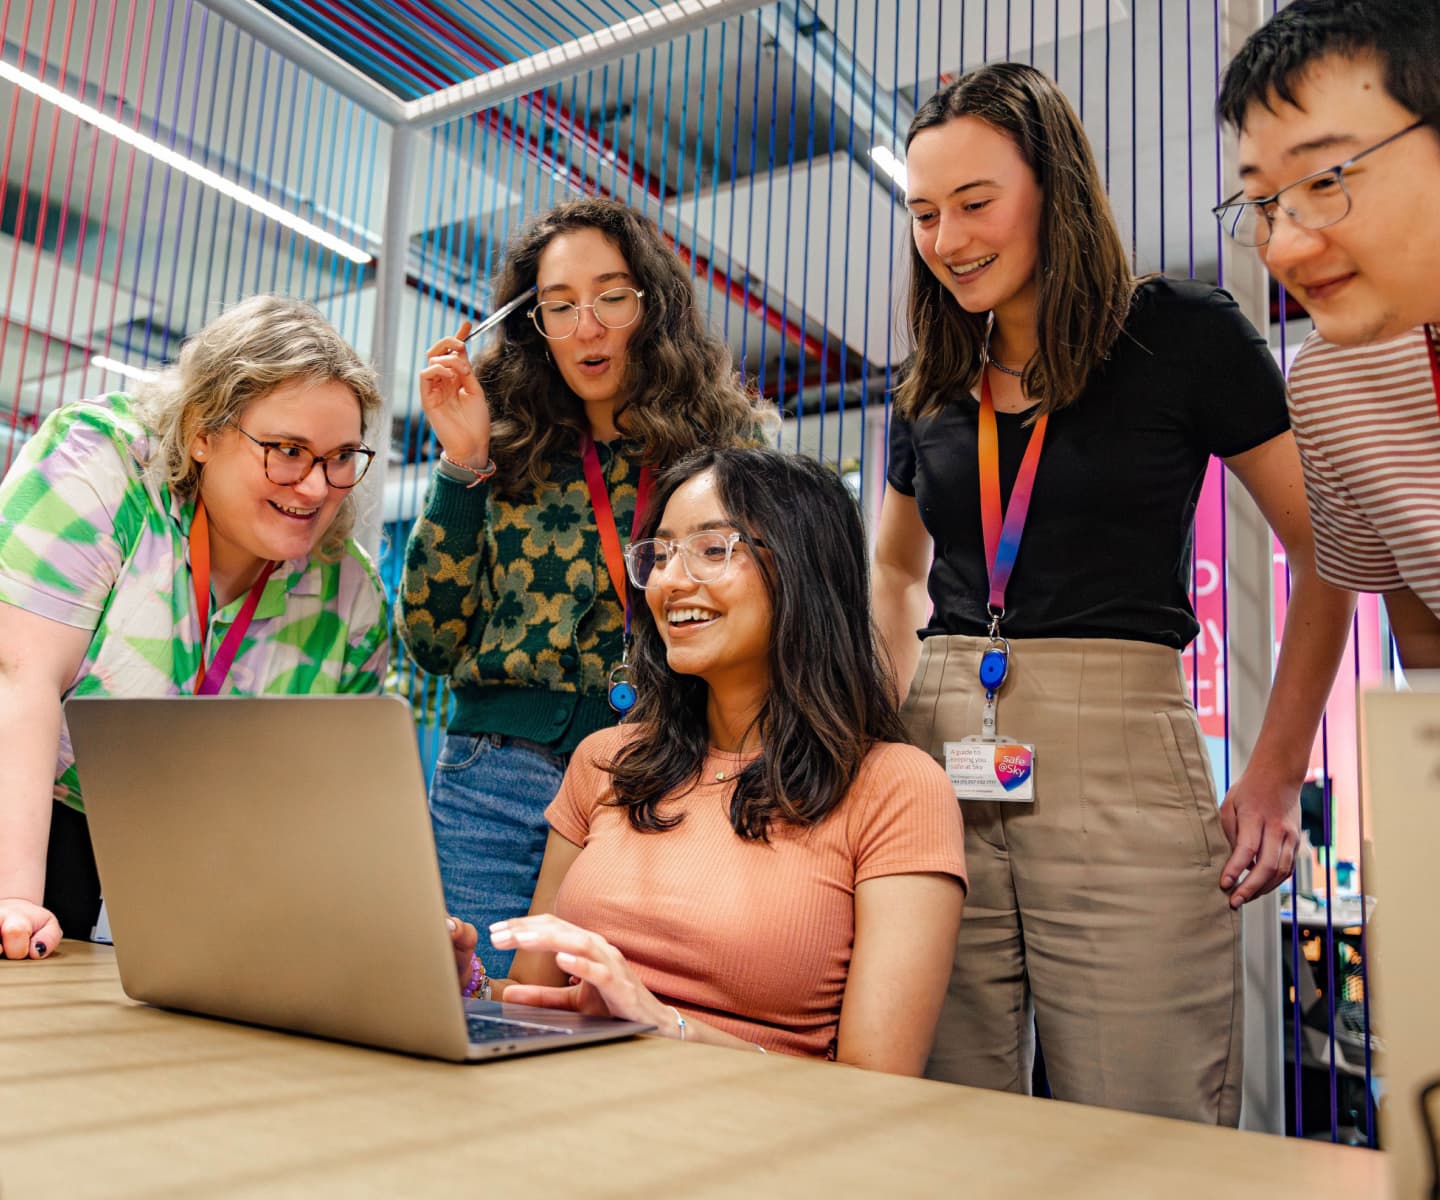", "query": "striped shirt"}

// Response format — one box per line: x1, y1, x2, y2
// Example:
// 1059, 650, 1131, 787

1286, 325, 1440, 614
